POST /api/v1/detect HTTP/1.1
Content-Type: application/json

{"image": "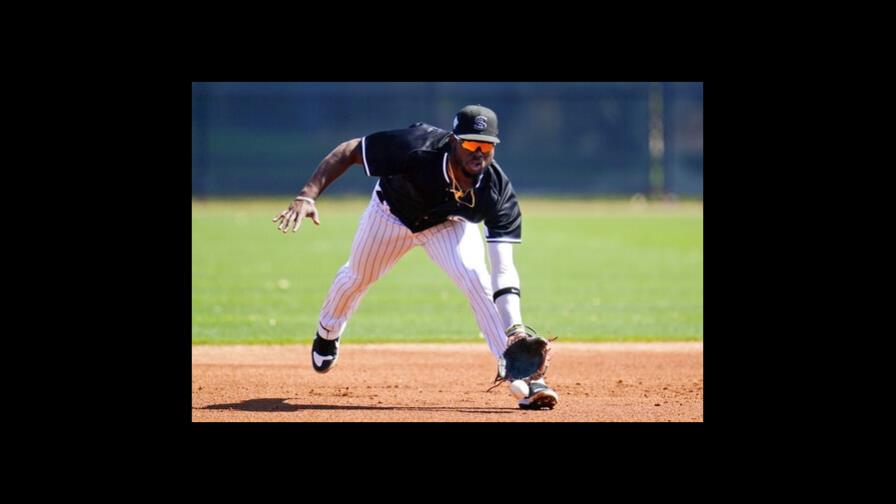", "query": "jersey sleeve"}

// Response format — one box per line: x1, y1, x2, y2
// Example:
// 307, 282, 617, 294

484, 170, 522, 243
360, 129, 418, 177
